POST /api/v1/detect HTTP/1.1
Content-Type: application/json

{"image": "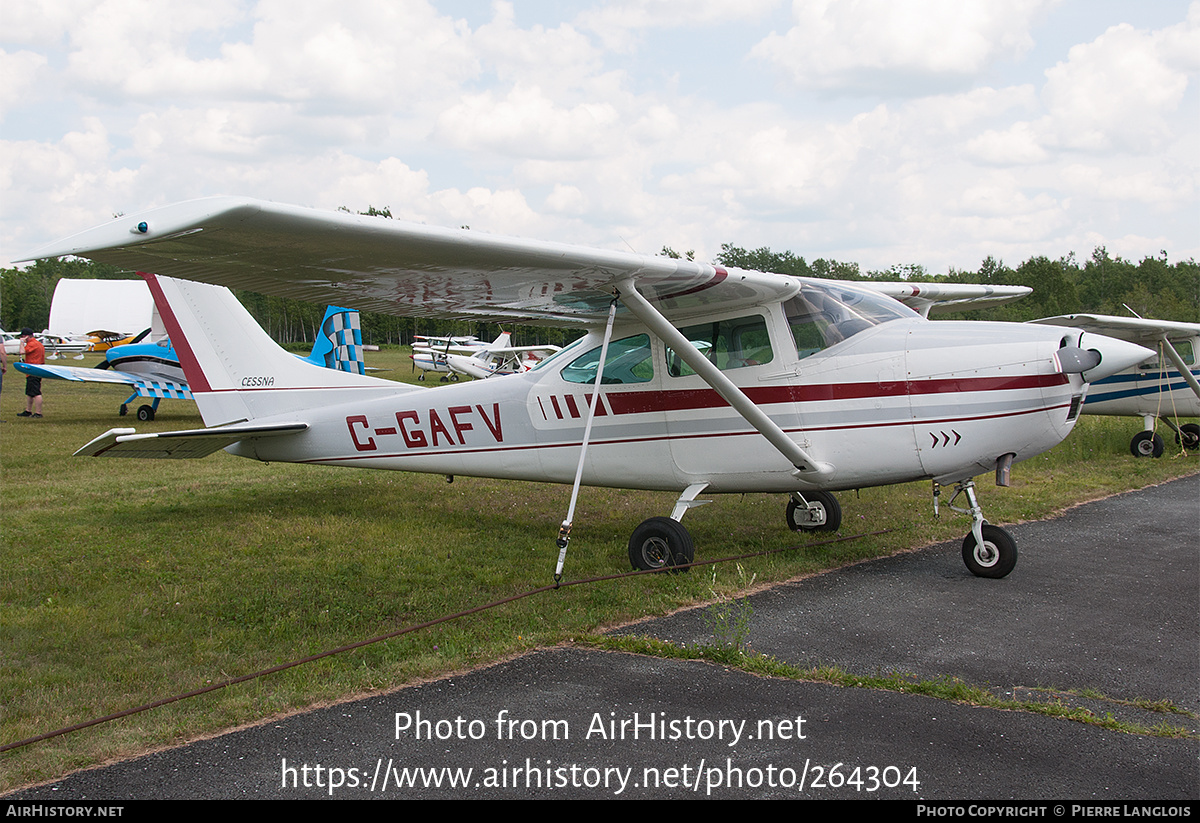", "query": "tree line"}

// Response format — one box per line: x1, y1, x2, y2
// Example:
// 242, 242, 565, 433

709, 244, 1198, 324
3, 245, 1196, 344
